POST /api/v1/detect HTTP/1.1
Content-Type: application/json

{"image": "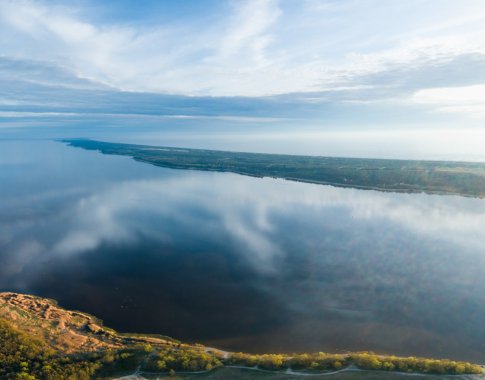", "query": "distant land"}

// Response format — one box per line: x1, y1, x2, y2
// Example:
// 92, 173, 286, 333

0, 292, 483, 379
63, 139, 485, 198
